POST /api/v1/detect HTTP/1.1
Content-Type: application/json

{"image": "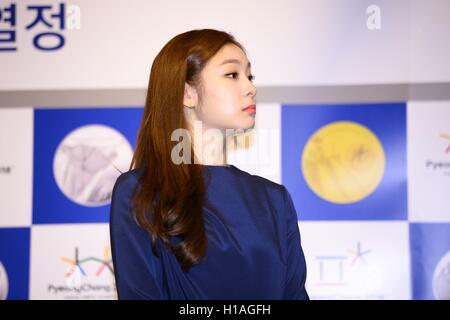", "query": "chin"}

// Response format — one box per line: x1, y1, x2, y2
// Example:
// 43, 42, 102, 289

243, 116, 256, 130
221, 116, 255, 132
